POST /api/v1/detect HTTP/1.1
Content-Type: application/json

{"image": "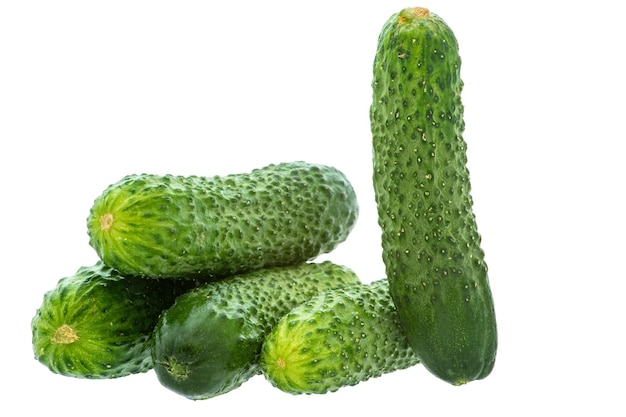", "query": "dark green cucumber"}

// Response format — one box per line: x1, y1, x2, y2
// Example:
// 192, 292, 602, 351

31, 262, 203, 378
370, 7, 497, 385
151, 261, 360, 400
259, 279, 420, 395
87, 161, 358, 279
